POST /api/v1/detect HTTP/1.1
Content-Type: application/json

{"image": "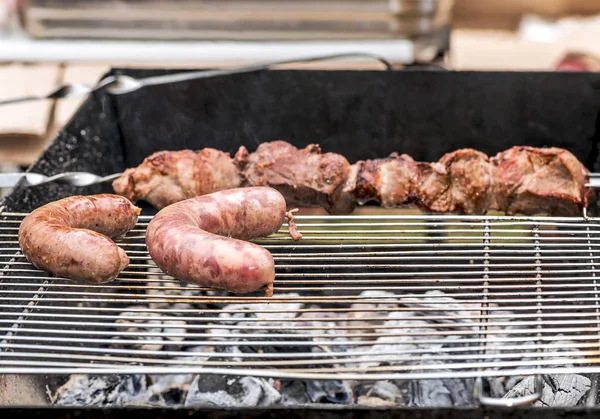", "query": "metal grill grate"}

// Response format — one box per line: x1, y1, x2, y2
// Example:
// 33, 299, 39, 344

2, 210, 600, 381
